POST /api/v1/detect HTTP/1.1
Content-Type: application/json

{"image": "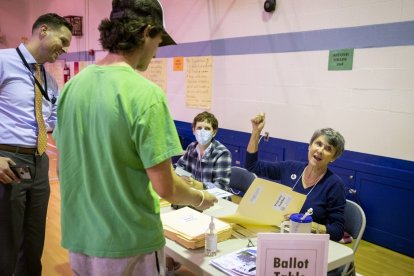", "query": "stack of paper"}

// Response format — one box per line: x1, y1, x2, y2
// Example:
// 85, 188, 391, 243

210, 247, 257, 276
161, 207, 232, 249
